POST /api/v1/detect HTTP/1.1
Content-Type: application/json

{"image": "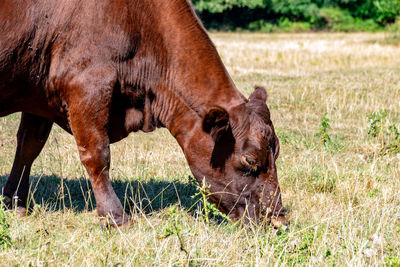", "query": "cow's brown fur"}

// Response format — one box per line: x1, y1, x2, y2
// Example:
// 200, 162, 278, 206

0, 0, 285, 225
